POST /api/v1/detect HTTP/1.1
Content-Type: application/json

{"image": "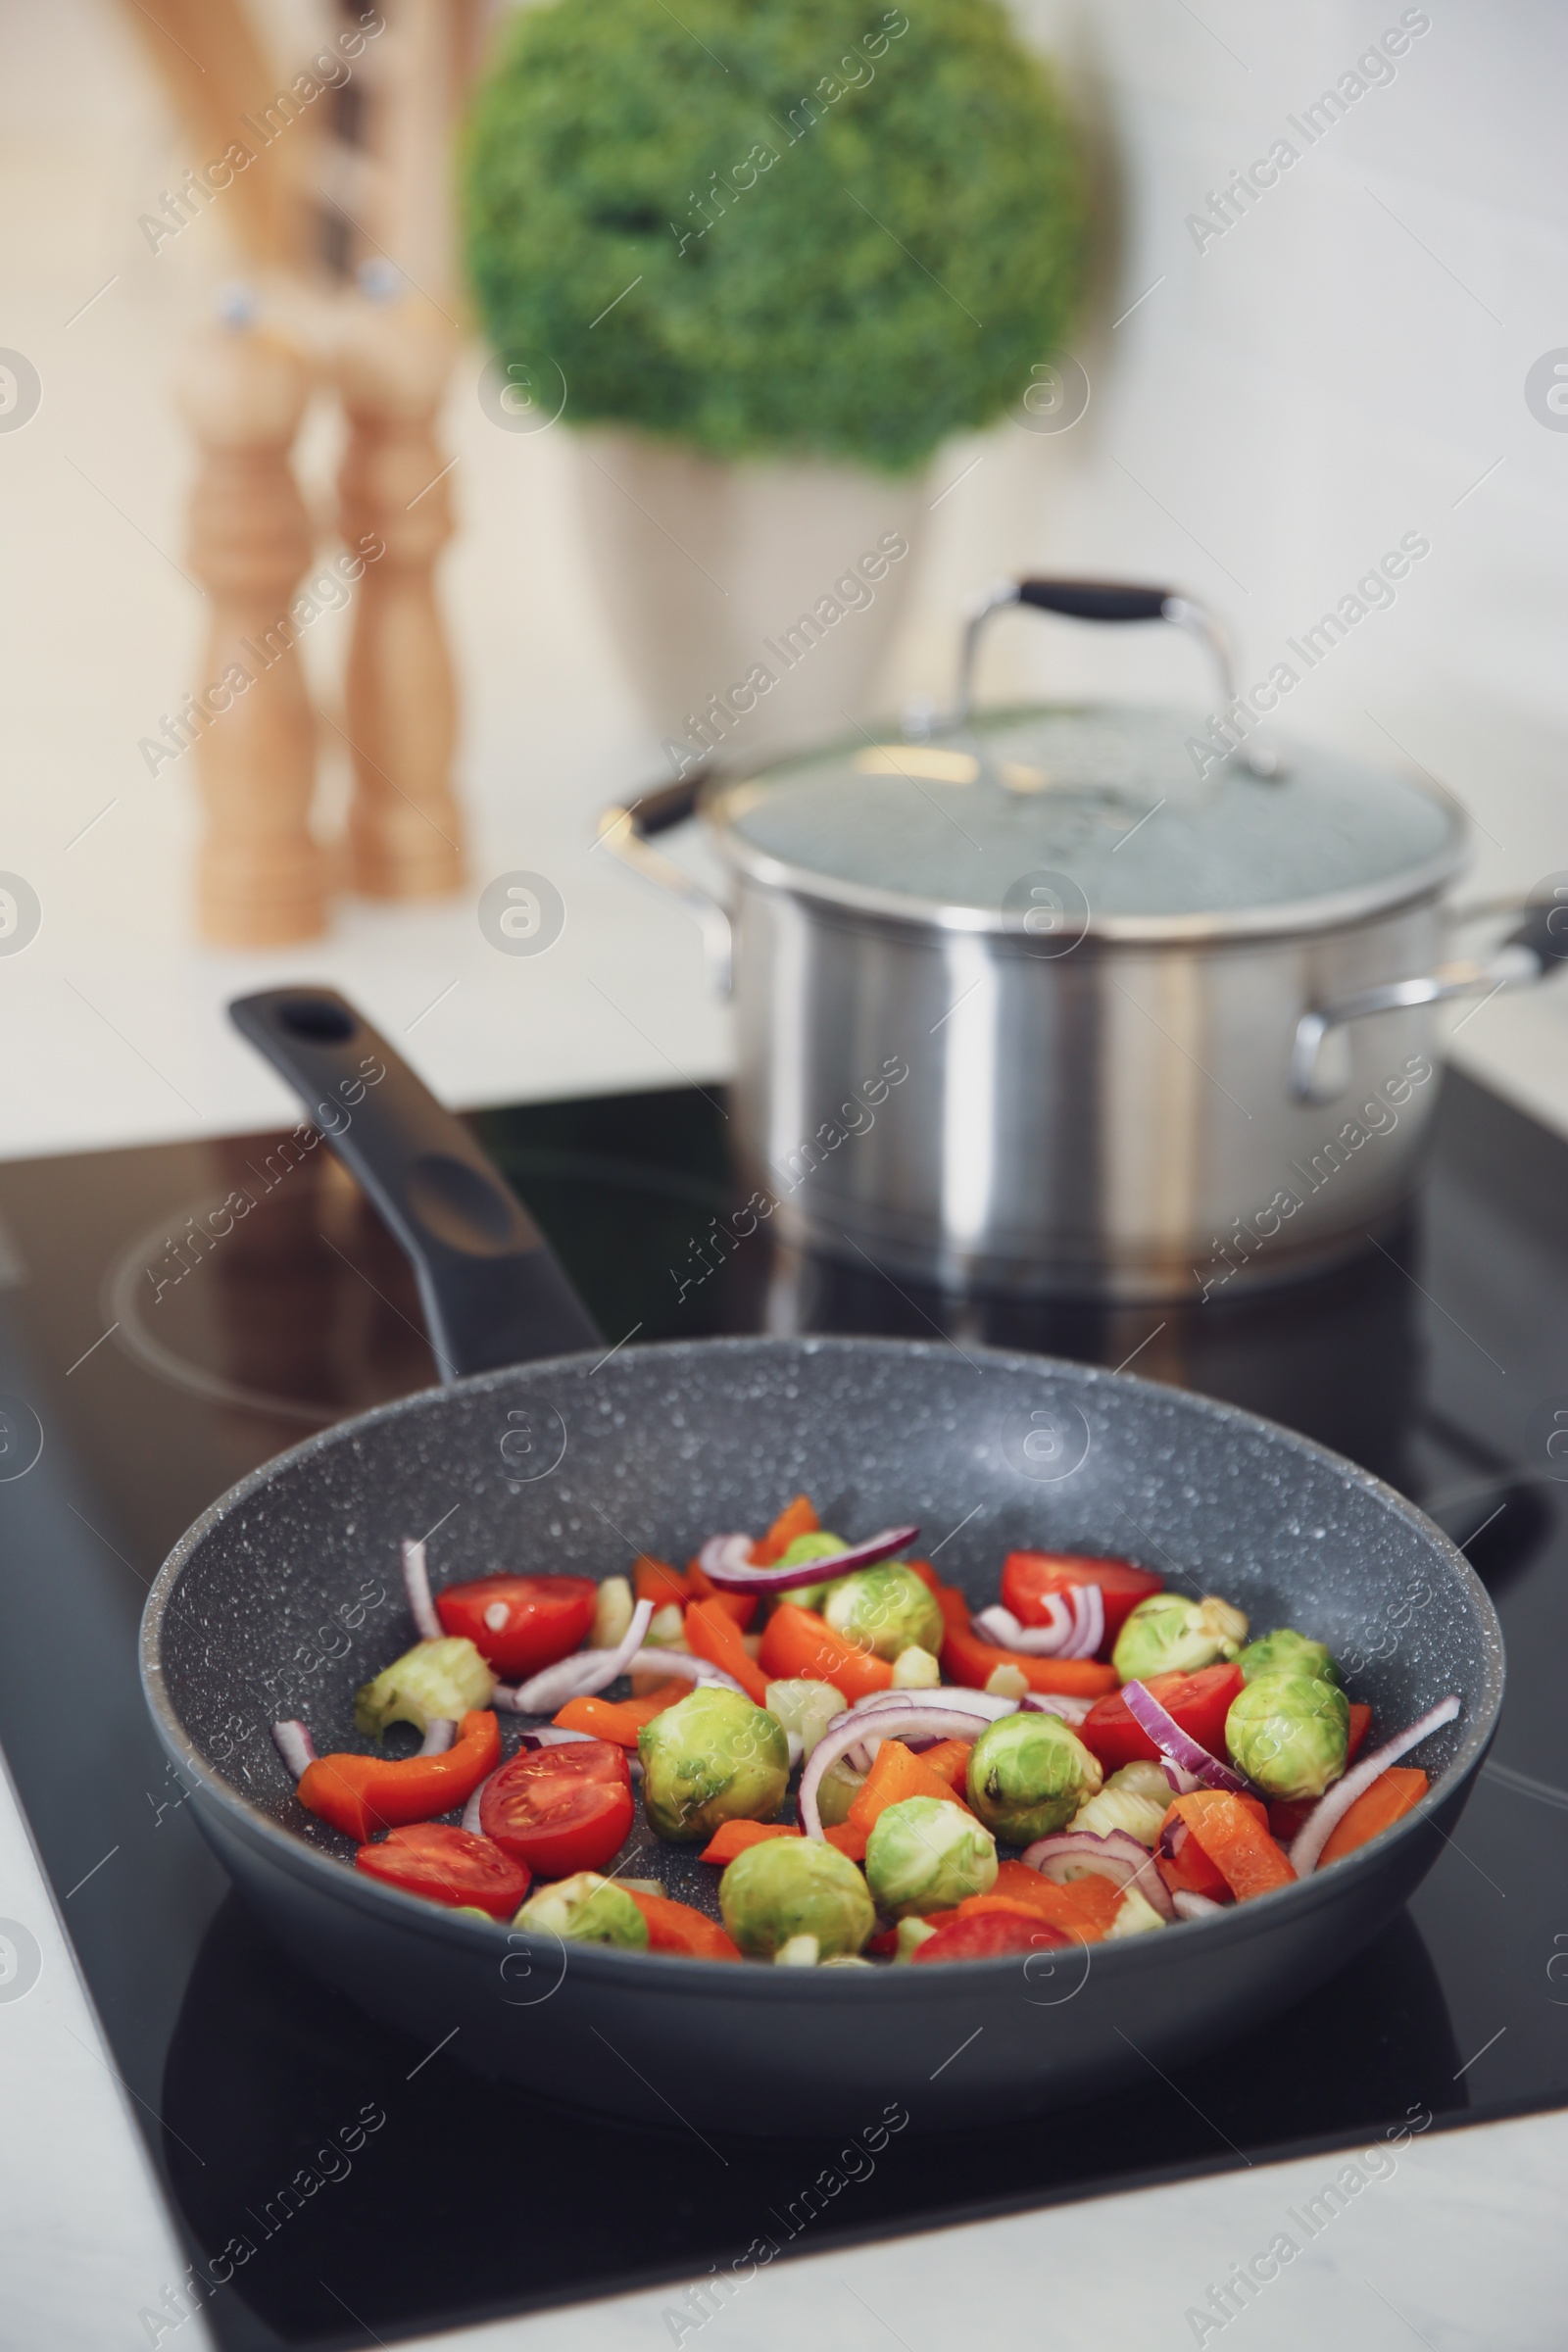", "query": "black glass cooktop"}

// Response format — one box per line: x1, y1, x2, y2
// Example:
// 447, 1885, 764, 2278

0, 1071, 1565, 2349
